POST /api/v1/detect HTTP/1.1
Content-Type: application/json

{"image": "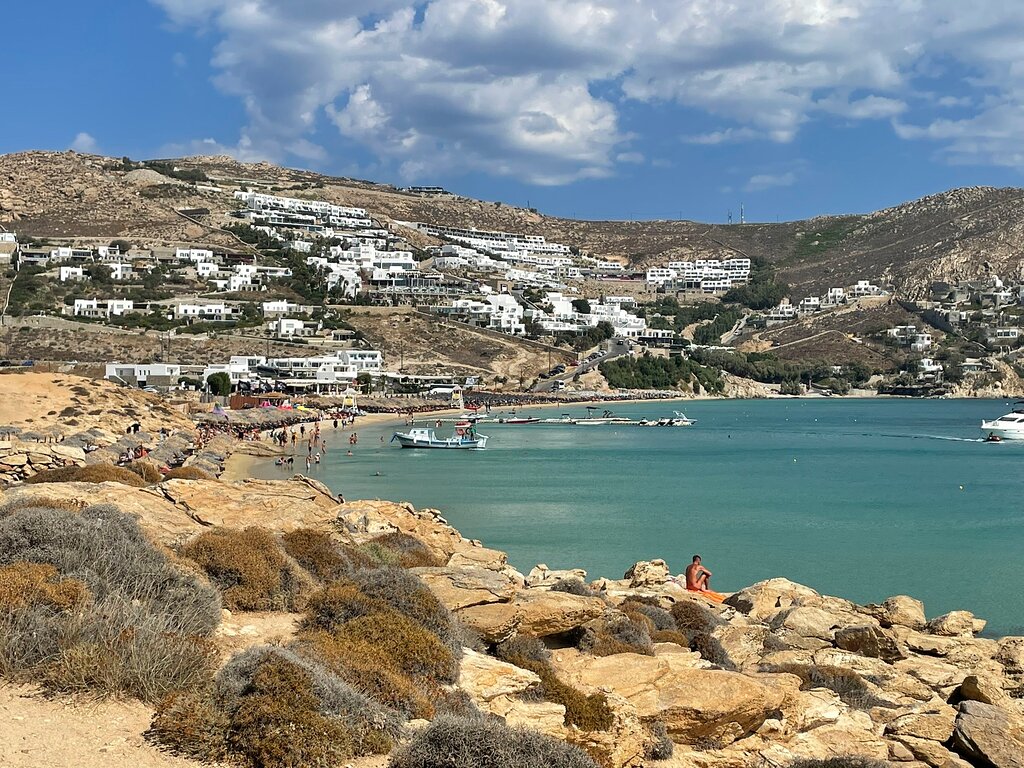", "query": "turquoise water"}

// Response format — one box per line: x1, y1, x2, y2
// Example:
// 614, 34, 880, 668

260, 399, 1024, 636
